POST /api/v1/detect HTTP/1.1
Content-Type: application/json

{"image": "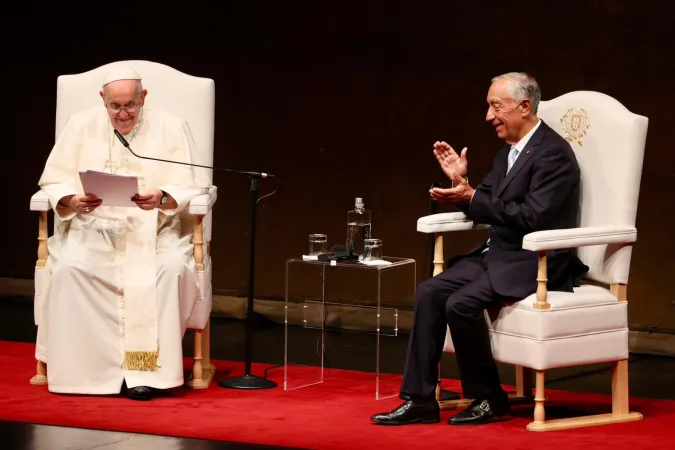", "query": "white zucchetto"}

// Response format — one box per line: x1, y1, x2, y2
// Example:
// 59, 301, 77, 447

102, 65, 142, 87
